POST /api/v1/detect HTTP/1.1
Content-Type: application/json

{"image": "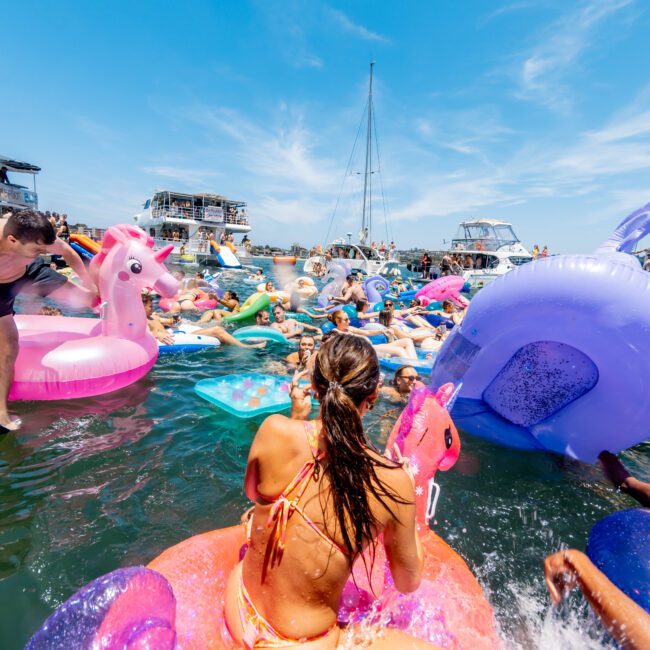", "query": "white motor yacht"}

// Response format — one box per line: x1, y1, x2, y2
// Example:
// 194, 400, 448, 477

0, 156, 40, 211
134, 191, 252, 268
445, 219, 532, 288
